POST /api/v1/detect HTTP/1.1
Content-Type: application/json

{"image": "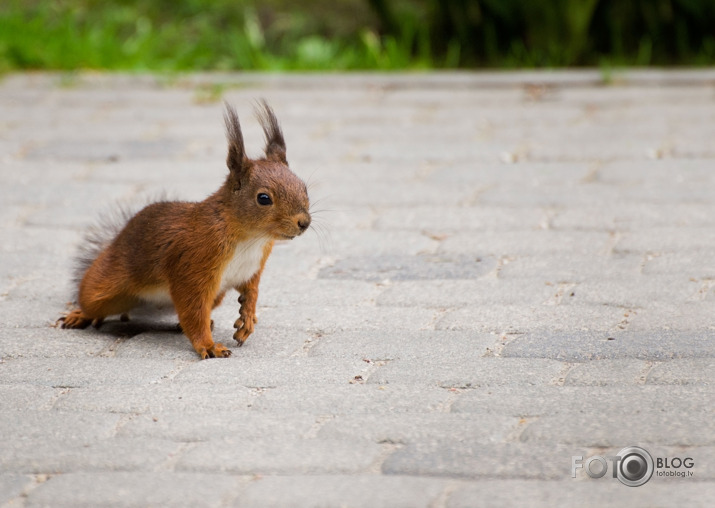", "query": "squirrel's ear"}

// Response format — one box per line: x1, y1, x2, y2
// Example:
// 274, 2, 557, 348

255, 99, 287, 164
223, 102, 247, 179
